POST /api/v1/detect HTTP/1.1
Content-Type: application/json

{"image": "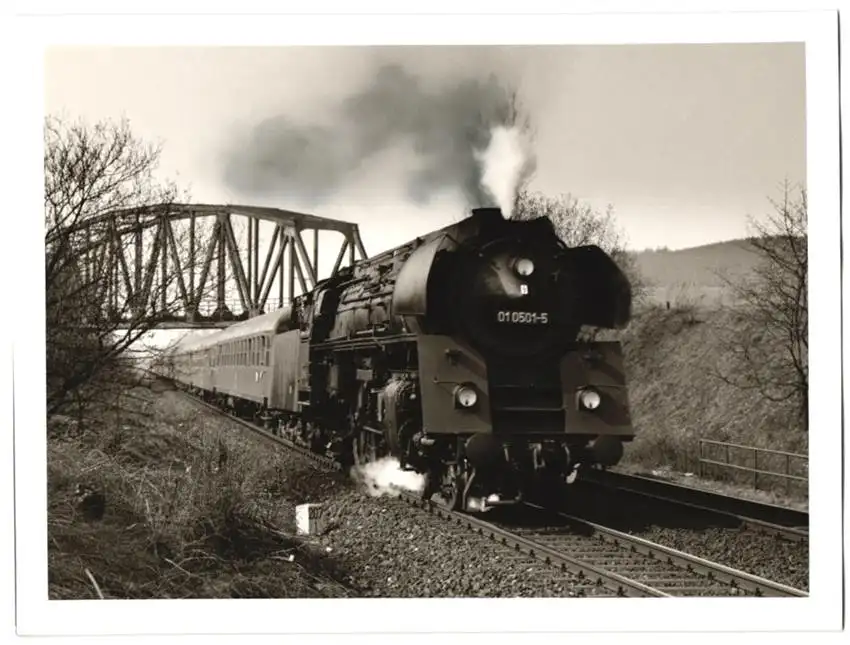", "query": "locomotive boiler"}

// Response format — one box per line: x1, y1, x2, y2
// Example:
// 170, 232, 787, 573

166, 207, 635, 512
